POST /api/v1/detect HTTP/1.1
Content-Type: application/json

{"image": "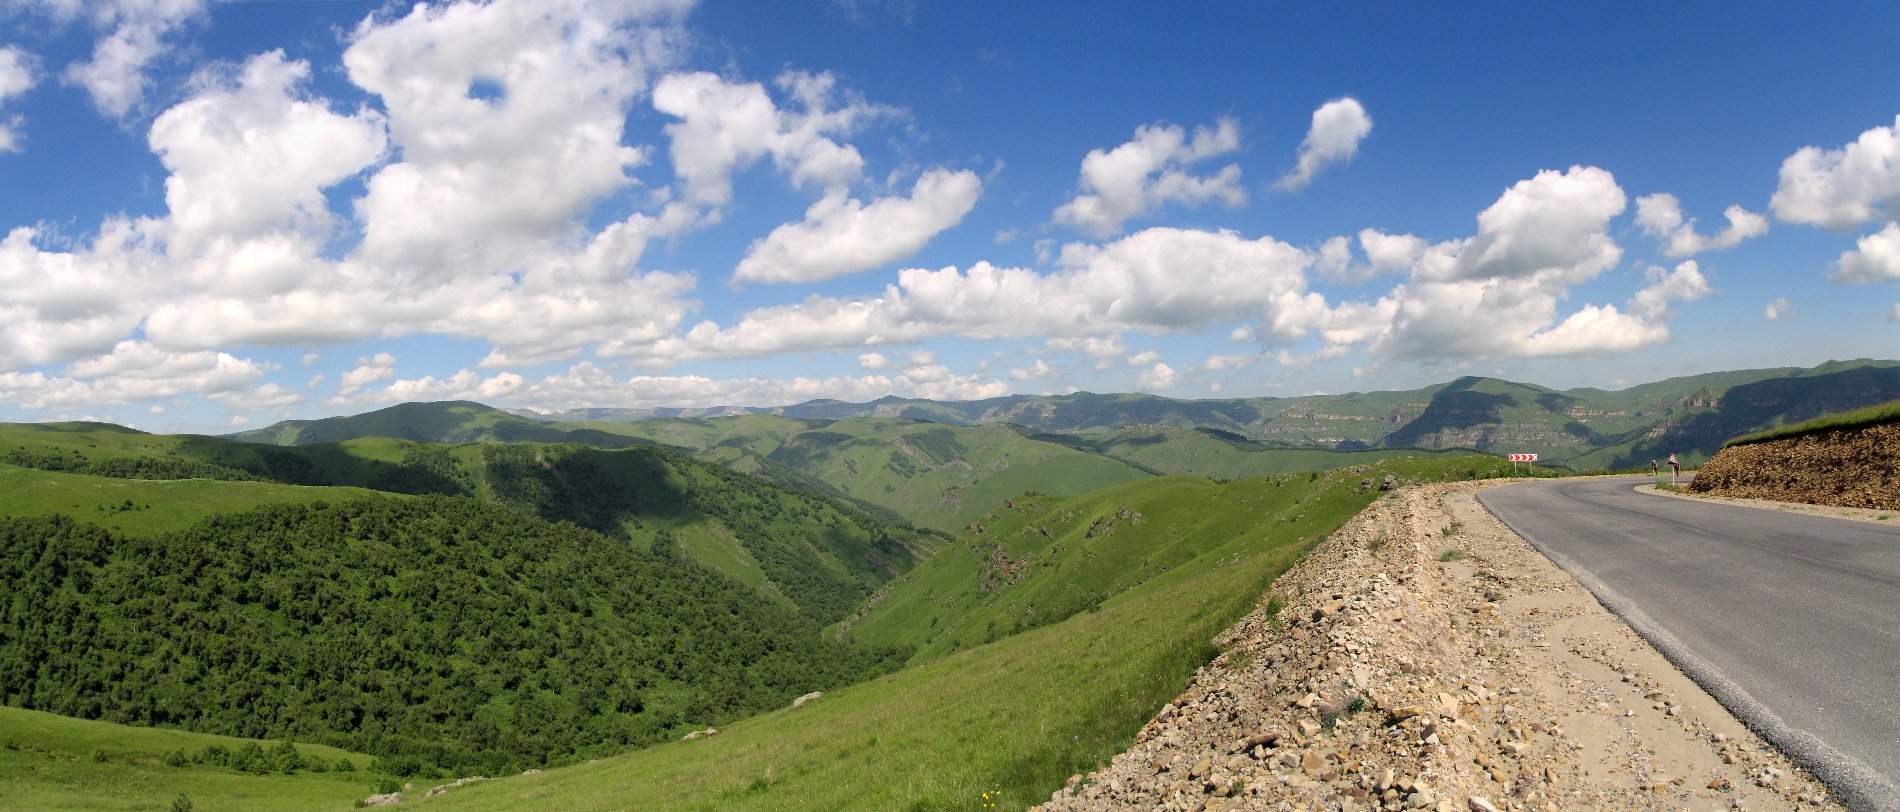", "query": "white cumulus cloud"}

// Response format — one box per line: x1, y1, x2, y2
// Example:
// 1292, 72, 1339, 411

345, 0, 686, 279
734, 168, 981, 283
1831, 221, 1900, 283
27, 0, 210, 119
338, 352, 397, 395
0, 45, 36, 151
1009, 359, 1057, 381
150, 50, 387, 258
1052, 118, 1244, 237
652, 69, 888, 207
1134, 362, 1177, 391
1770, 114, 1900, 229
351, 361, 1008, 411
1275, 97, 1372, 192
1633, 193, 1768, 256
0, 340, 270, 410
1320, 166, 1669, 360
1764, 297, 1792, 321
634, 226, 1320, 365
1629, 260, 1711, 321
